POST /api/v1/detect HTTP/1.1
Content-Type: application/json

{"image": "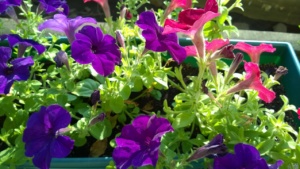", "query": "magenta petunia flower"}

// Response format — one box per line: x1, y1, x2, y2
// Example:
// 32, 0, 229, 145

184, 39, 230, 57
187, 134, 227, 162
112, 115, 173, 169
163, 0, 192, 21
38, 14, 97, 43
297, 108, 300, 119
1, 34, 46, 57
23, 104, 74, 169
234, 42, 276, 63
0, 0, 21, 13
0, 47, 34, 94
38, 0, 69, 15
227, 61, 276, 103
214, 143, 283, 169
163, 0, 219, 38
136, 11, 187, 64
71, 25, 121, 76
